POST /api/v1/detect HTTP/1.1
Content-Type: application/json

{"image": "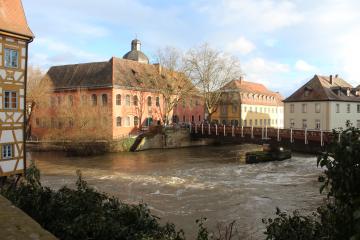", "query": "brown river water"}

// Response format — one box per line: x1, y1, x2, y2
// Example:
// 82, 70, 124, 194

29, 144, 324, 239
